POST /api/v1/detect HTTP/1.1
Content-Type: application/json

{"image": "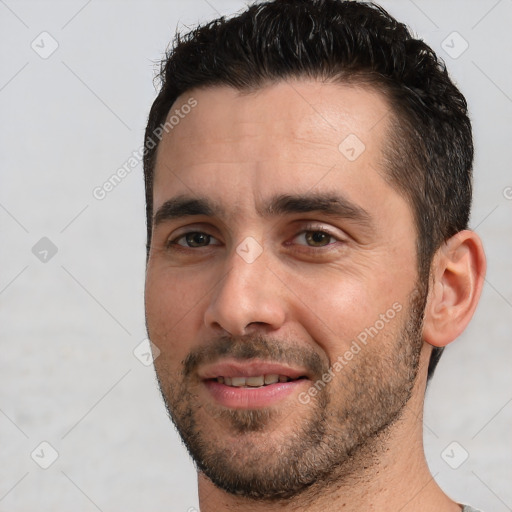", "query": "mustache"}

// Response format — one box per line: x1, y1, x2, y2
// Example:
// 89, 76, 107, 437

182, 334, 327, 379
